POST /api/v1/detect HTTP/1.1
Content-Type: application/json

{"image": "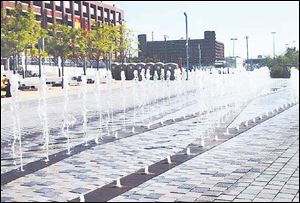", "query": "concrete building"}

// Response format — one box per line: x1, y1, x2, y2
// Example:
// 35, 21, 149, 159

1, 1, 124, 30
138, 31, 224, 66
